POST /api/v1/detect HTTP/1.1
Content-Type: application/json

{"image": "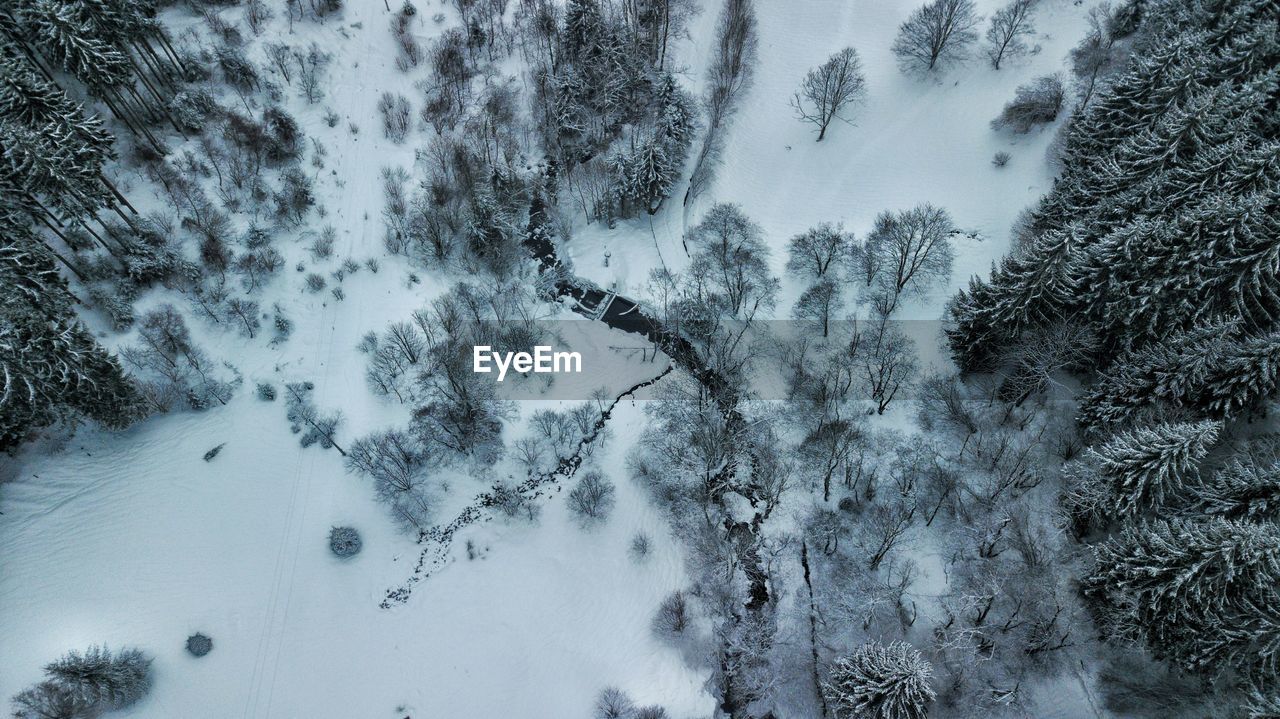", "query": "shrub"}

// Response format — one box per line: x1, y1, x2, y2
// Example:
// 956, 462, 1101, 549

635, 708, 668, 719
378, 92, 412, 143
595, 687, 634, 719
257, 383, 277, 401
171, 89, 219, 131
567, 471, 616, 523
310, 226, 336, 260
992, 150, 1011, 167
305, 273, 327, 292
329, 526, 362, 557
186, 633, 213, 657
630, 532, 652, 561
652, 590, 689, 636
992, 74, 1065, 132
